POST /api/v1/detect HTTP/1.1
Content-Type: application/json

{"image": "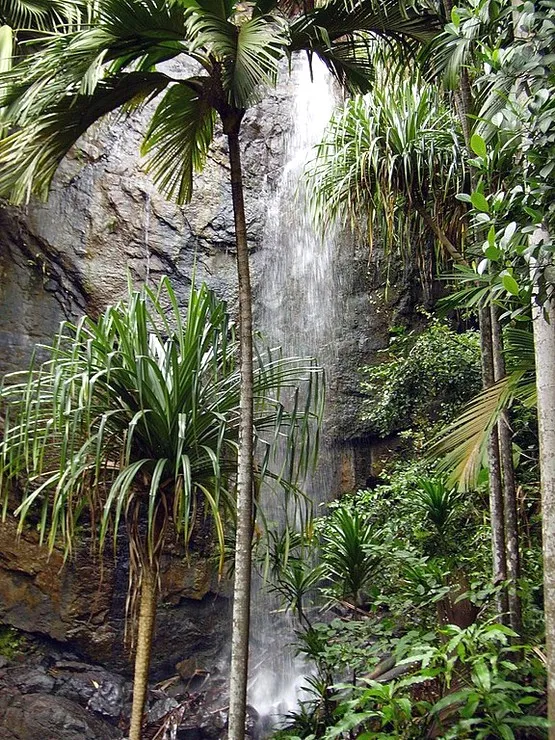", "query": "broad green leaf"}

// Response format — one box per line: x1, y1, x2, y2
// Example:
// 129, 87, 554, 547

470, 191, 489, 212
502, 274, 520, 296
487, 224, 496, 247
470, 133, 487, 158
484, 246, 502, 260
